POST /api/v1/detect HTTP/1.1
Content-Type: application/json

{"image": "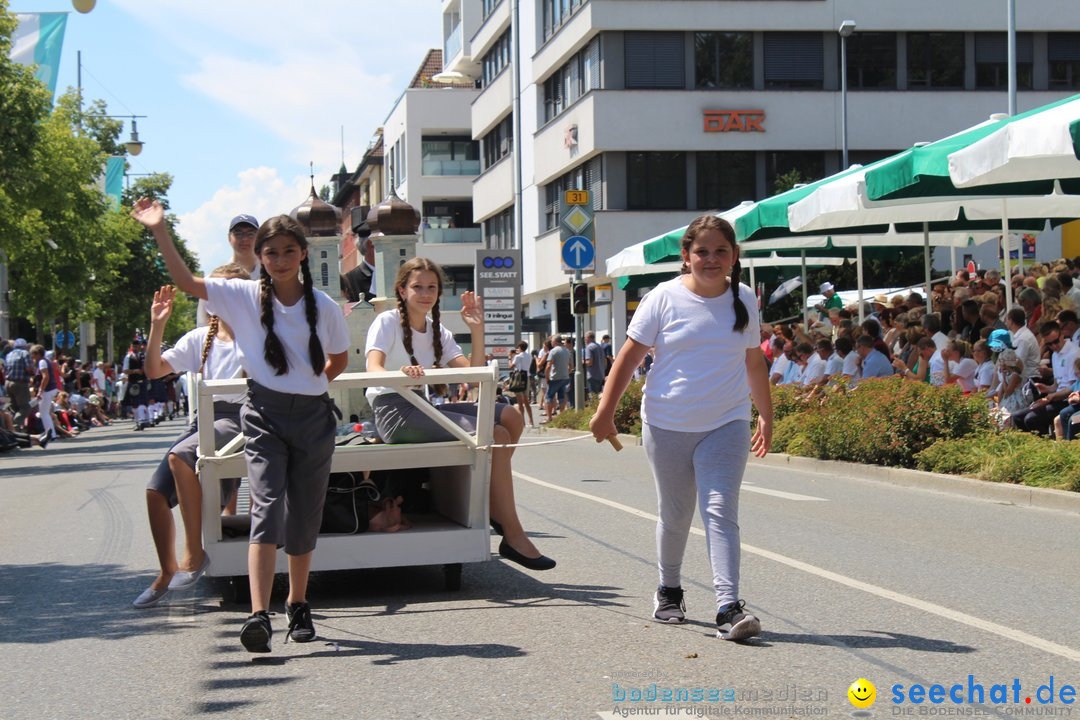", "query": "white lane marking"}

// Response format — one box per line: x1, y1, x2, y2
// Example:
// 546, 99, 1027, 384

742, 485, 827, 502
515, 471, 1080, 664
